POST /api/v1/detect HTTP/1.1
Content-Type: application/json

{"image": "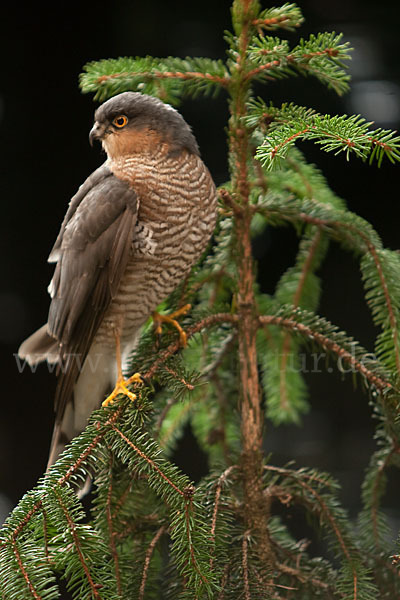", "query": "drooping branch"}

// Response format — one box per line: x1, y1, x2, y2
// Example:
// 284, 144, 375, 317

277, 229, 323, 414
258, 197, 400, 374
264, 466, 360, 598
259, 314, 393, 393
